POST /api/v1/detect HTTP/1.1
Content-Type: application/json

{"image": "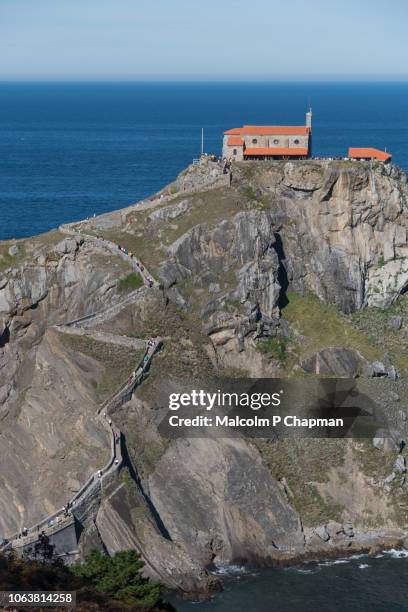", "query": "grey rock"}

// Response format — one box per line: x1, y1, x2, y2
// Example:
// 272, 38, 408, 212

201, 297, 228, 321
165, 286, 188, 309
398, 409, 407, 422
55, 238, 78, 255
394, 455, 406, 473
149, 200, 190, 222
166, 210, 281, 318
195, 271, 217, 288
148, 437, 305, 565
342, 522, 354, 537
326, 521, 344, 540
314, 525, 330, 541
235, 254, 280, 318
386, 366, 399, 380
301, 347, 368, 378
383, 352, 392, 367
90, 210, 122, 230
365, 360, 399, 379
384, 472, 396, 484
8, 245, 19, 257
283, 162, 324, 191
0, 384, 11, 405
388, 316, 403, 331
157, 261, 191, 289
384, 438, 401, 452
370, 361, 387, 377
373, 430, 400, 453
390, 391, 400, 402
176, 157, 227, 193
